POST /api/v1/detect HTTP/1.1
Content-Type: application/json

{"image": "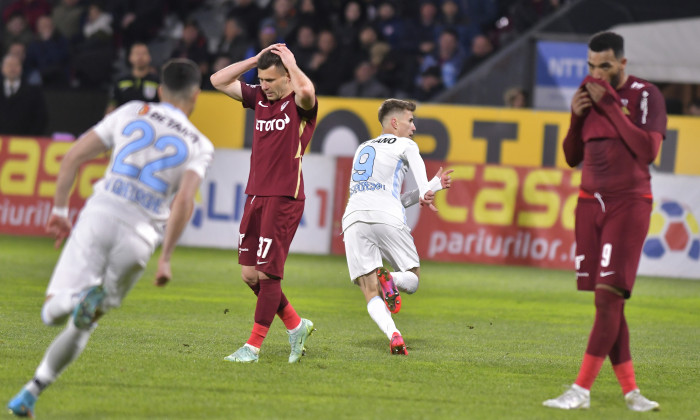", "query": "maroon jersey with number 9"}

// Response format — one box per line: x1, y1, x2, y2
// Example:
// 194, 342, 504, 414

240, 83, 318, 200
